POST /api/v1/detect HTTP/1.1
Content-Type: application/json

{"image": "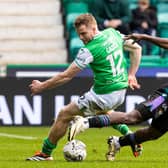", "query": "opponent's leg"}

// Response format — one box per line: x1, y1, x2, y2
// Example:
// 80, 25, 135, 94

119, 126, 163, 146
107, 110, 142, 135
105, 110, 143, 160
106, 126, 164, 161
68, 109, 143, 140
106, 136, 120, 161
68, 114, 111, 141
